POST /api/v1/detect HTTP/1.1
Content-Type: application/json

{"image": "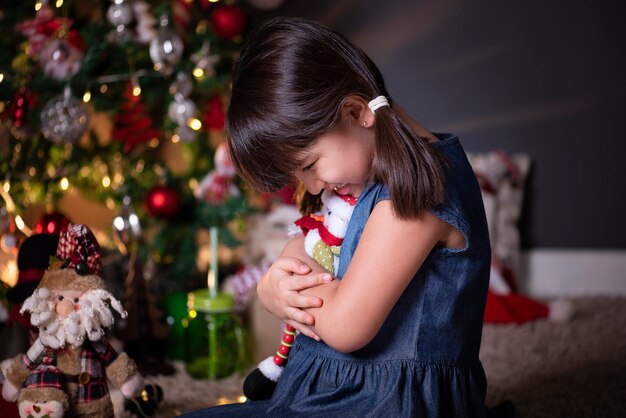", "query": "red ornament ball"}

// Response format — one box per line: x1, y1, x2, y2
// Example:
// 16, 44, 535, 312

210, 5, 245, 39
203, 95, 225, 131
145, 185, 181, 219
35, 212, 70, 235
